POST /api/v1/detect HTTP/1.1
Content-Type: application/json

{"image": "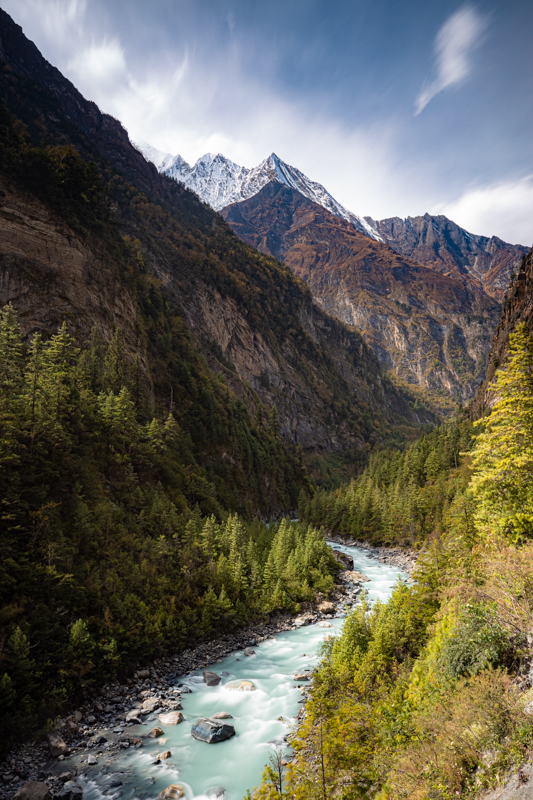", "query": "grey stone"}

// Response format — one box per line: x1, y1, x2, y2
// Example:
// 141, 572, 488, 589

73, 711, 82, 723
191, 718, 235, 744
46, 732, 70, 758
87, 755, 97, 765
203, 671, 221, 686
243, 647, 255, 656
60, 782, 81, 798
13, 781, 51, 800
86, 716, 96, 725
125, 709, 143, 723
211, 711, 233, 719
